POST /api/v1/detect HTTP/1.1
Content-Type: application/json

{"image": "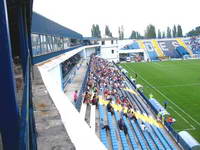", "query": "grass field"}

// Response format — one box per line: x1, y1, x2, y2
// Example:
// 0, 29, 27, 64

120, 59, 200, 142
